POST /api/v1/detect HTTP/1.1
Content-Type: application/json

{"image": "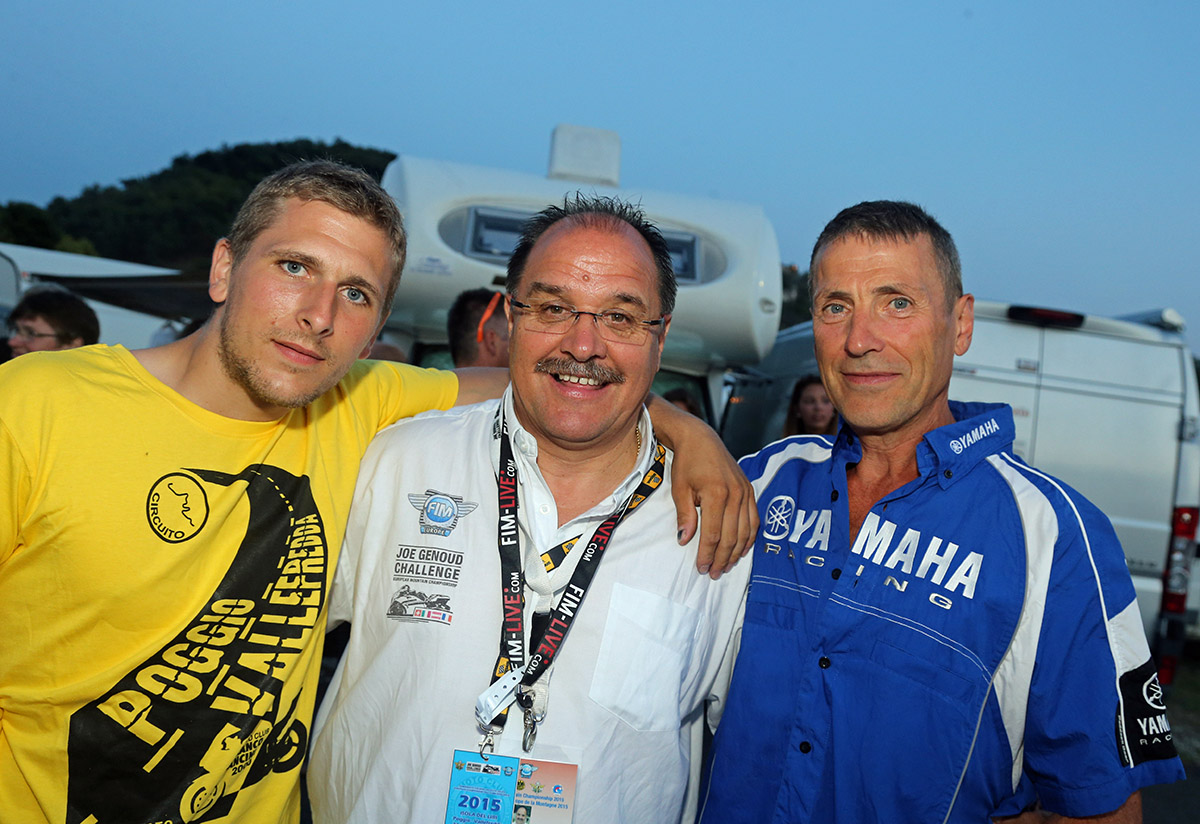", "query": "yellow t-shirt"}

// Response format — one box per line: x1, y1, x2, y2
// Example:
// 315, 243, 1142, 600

0, 345, 458, 824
